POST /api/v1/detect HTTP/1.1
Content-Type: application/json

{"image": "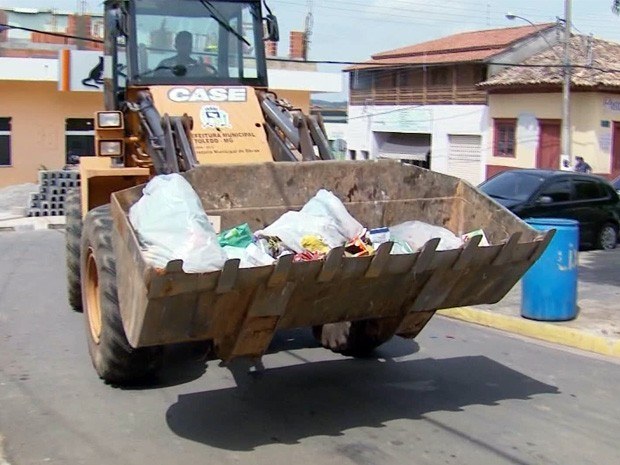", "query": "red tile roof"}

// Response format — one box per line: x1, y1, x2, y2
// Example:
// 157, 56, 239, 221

347, 23, 557, 71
